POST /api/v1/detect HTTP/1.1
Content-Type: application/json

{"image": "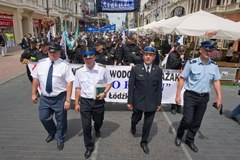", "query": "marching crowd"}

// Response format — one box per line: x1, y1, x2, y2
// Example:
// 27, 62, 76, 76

17, 31, 239, 159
